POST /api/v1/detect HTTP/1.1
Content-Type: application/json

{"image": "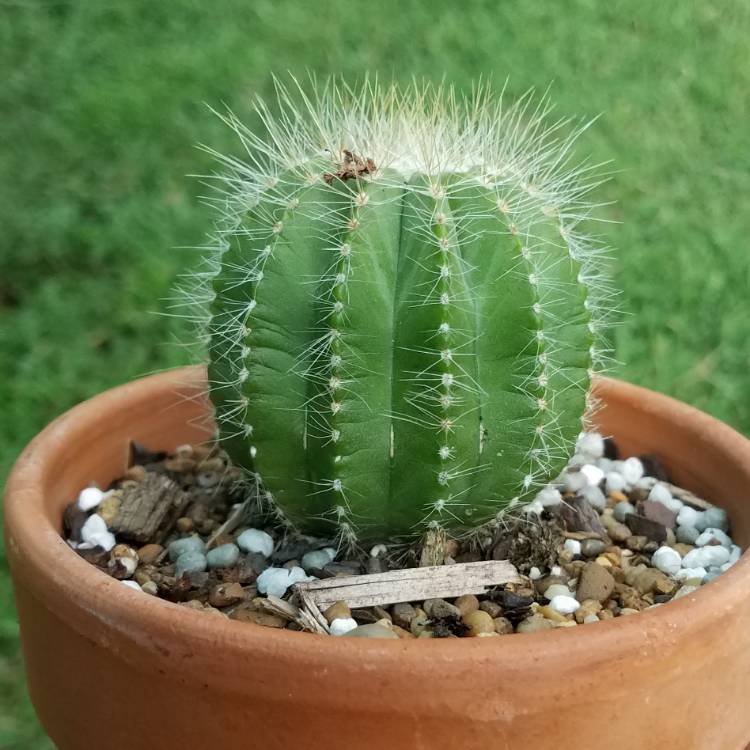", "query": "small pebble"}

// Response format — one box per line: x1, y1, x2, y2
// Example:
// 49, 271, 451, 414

582, 486, 606, 511
121, 580, 141, 591
697, 507, 729, 533
577, 432, 604, 458
369, 544, 387, 557
391, 602, 416, 629
454, 594, 479, 616
676, 525, 700, 544
141, 581, 159, 596
648, 483, 673, 507
301, 548, 336, 571
673, 584, 699, 600
562, 471, 588, 493
494, 617, 514, 635
80, 513, 116, 551
329, 617, 359, 636
621, 457, 644, 485
516, 615, 554, 633
651, 546, 682, 576
529, 566, 542, 580
544, 583, 574, 600
108, 544, 138, 579
682, 546, 730, 569
206, 543, 240, 569
677, 506, 702, 528
613, 501, 636, 523
580, 464, 604, 487
168, 535, 205, 562
175, 551, 207, 577
548, 595, 580, 614
537, 487, 563, 507
137, 543, 164, 565
580, 538, 606, 558
236, 529, 275, 557
208, 582, 245, 608
605, 472, 626, 494
675, 567, 707, 582
462, 610, 495, 636
323, 600, 351, 624
77, 487, 106, 512
695, 528, 732, 548
343, 623, 399, 639
564, 539, 582, 556
424, 598, 461, 619
256, 566, 309, 598
576, 561, 615, 602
